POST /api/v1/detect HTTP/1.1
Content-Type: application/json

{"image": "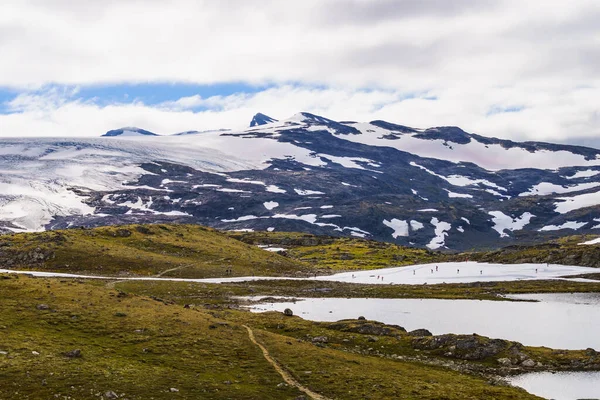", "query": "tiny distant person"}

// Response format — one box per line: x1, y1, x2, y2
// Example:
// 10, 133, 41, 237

435, 265, 438, 272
